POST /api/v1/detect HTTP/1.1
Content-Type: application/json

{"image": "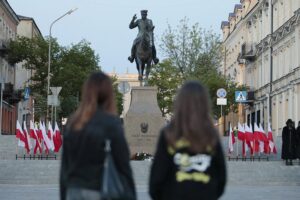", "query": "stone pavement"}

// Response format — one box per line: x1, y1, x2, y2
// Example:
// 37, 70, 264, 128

0, 160, 299, 200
